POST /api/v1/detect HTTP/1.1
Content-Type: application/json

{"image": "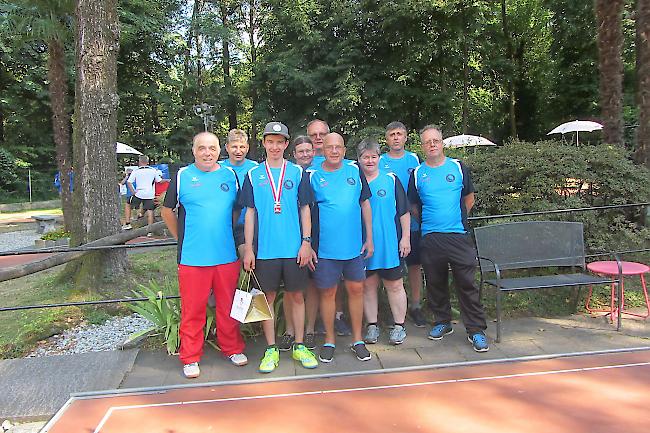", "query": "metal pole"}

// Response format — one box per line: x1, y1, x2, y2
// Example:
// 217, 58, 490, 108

28, 169, 32, 202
